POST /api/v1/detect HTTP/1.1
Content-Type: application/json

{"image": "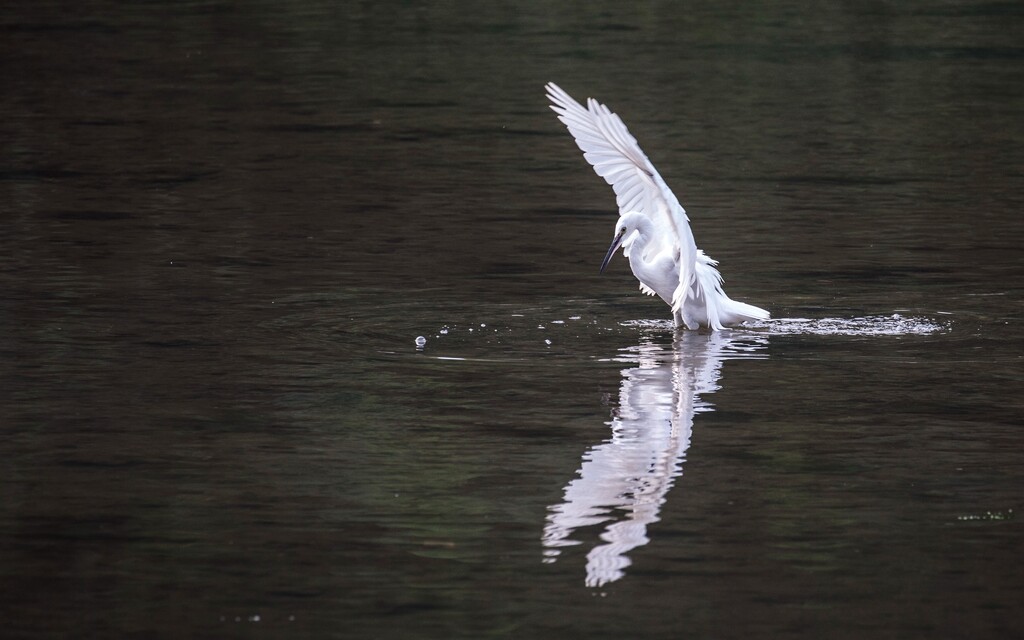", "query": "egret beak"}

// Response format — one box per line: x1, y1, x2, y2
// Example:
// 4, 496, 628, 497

599, 230, 626, 273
